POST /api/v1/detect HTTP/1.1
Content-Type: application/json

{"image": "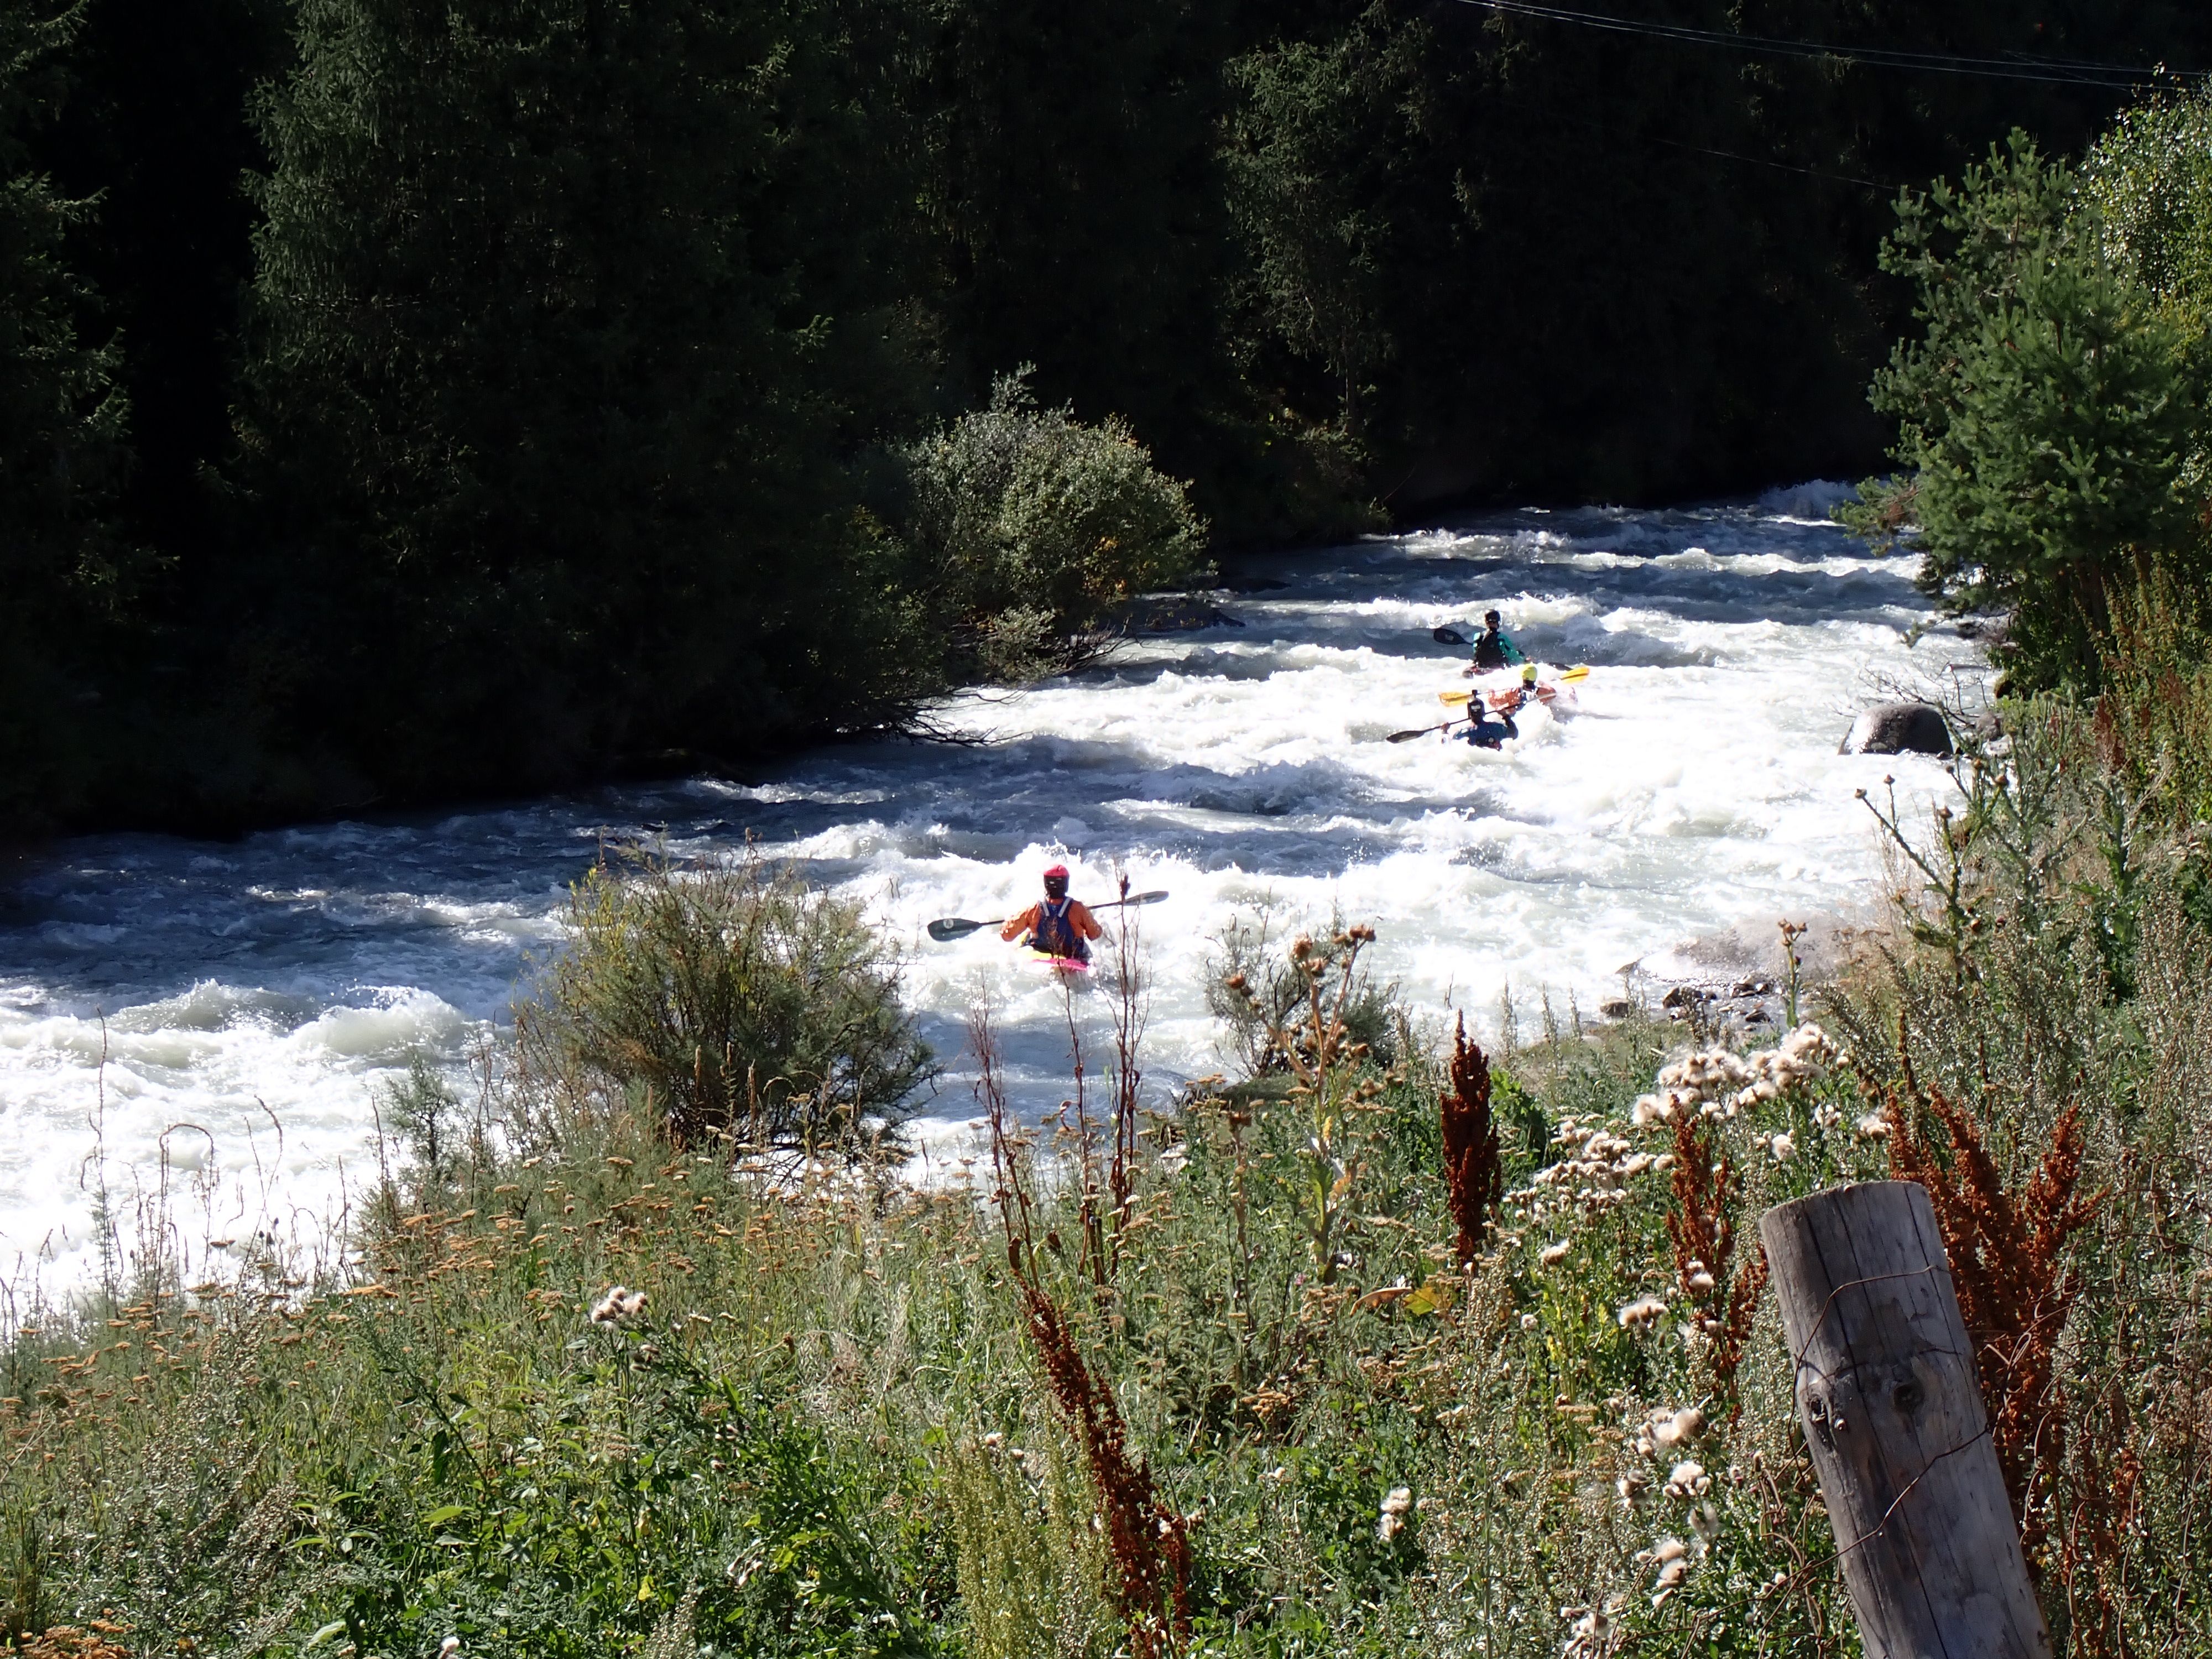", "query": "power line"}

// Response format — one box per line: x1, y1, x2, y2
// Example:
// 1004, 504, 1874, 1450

1449, 0, 2200, 89
1637, 128, 1892, 192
